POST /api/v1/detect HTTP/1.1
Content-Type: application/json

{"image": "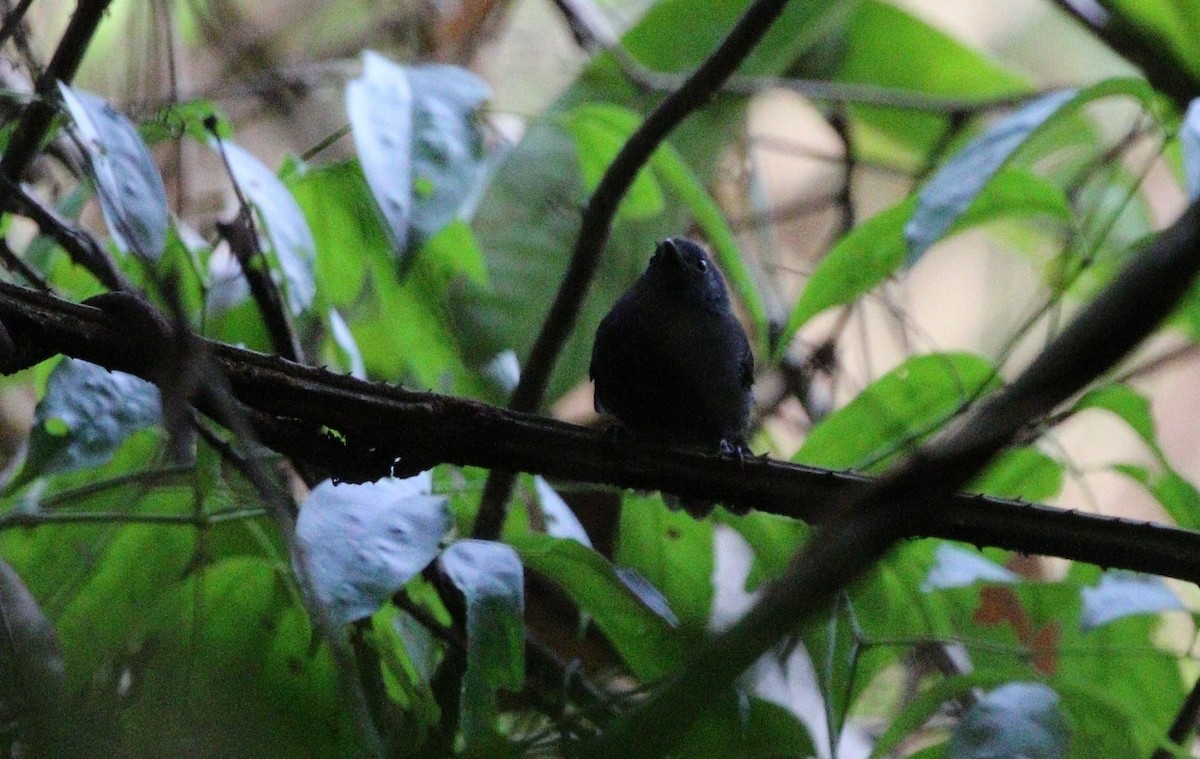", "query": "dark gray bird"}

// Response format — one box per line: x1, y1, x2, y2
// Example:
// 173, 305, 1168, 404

590, 238, 754, 513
